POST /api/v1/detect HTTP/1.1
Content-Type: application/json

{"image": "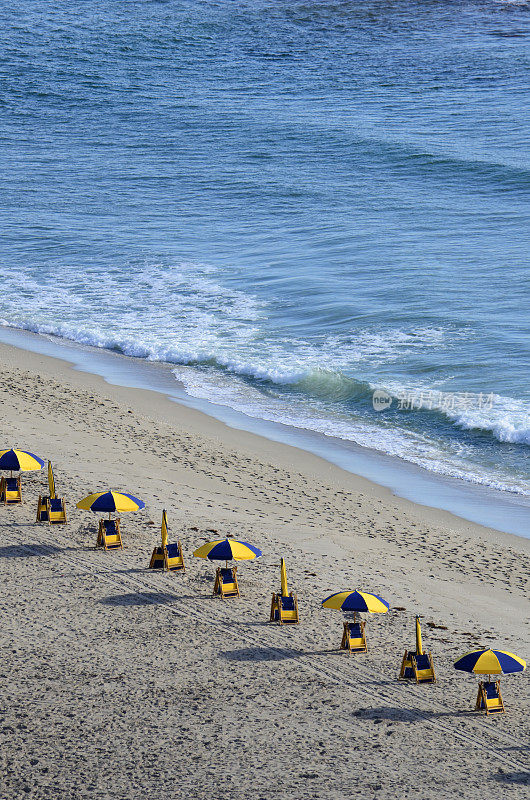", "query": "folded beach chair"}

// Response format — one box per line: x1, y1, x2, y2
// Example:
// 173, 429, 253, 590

341, 620, 367, 653
0, 476, 22, 505
213, 566, 240, 598
476, 680, 505, 714
149, 541, 185, 571
270, 592, 299, 624
36, 496, 67, 524
97, 518, 123, 550
399, 616, 436, 683
36, 462, 67, 523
